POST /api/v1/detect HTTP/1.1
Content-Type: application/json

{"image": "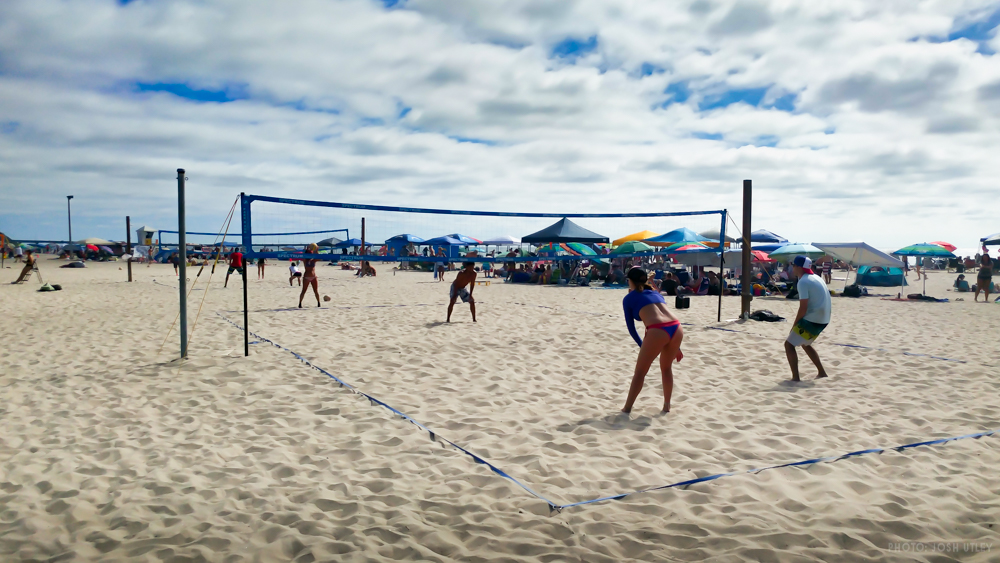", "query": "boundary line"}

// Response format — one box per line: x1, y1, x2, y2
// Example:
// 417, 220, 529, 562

215, 312, 998, 512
